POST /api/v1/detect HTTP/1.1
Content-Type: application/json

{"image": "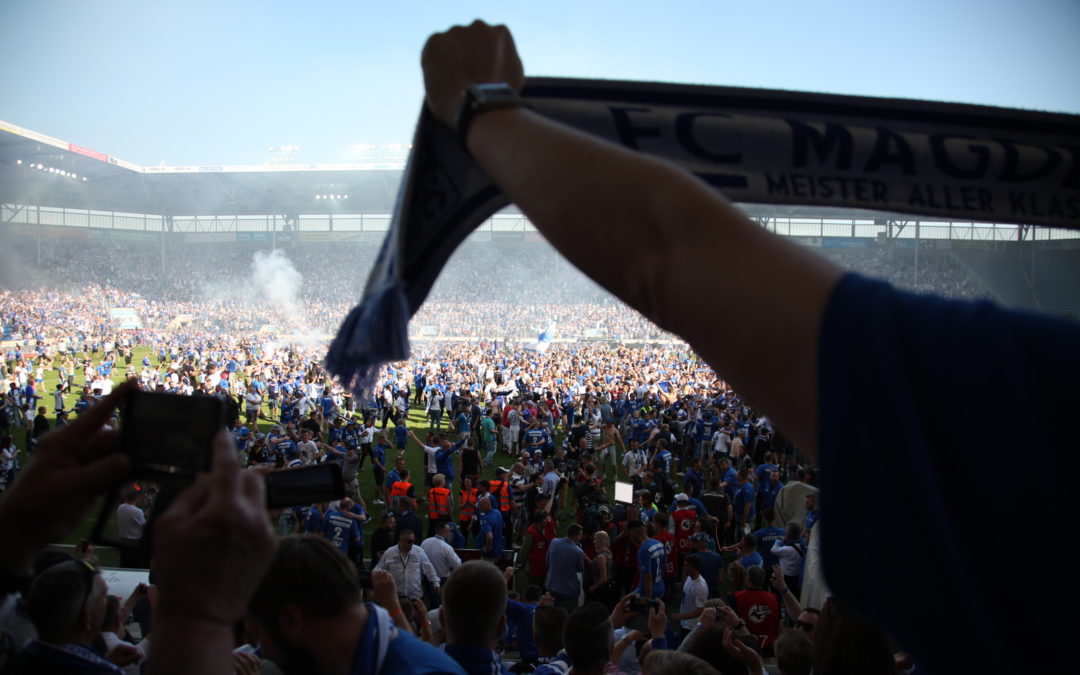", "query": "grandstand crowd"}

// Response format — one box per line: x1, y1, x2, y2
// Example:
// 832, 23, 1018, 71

0, 235, 985, 674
